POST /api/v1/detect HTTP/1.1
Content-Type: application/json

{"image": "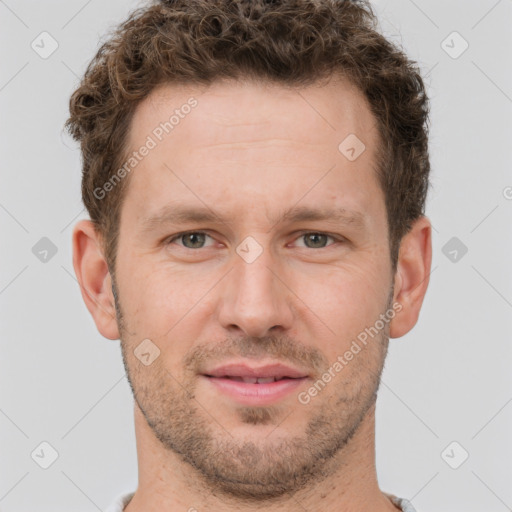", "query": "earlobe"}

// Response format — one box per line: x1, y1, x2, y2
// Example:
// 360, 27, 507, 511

389, 216, 432, 339
72, 219, 120, 340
